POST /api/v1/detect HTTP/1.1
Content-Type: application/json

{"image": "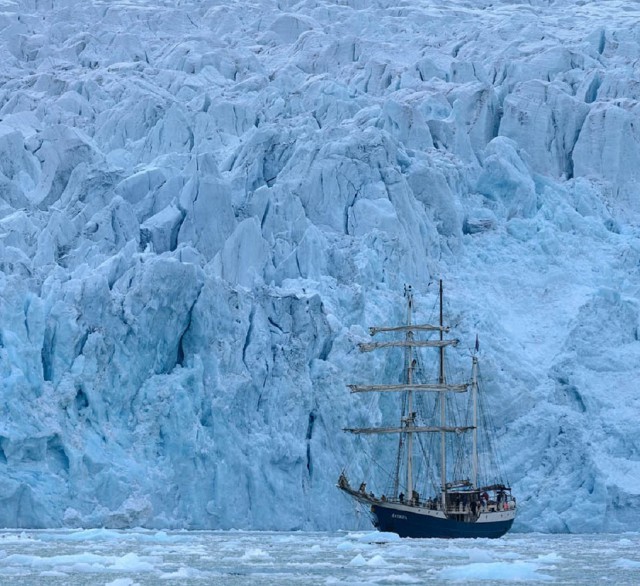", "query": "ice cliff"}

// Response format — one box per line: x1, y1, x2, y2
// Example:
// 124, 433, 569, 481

1, 0, 640, 533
